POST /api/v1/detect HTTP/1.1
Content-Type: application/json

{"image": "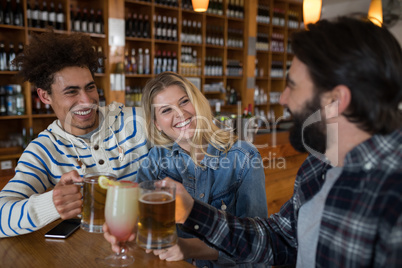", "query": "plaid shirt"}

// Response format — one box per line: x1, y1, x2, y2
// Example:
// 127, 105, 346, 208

183, 127, 402, 267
